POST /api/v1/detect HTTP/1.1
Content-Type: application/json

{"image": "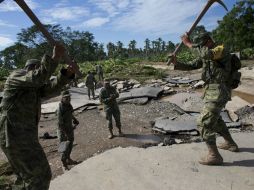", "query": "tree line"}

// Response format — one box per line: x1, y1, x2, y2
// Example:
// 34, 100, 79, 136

0, 0, 253, 71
